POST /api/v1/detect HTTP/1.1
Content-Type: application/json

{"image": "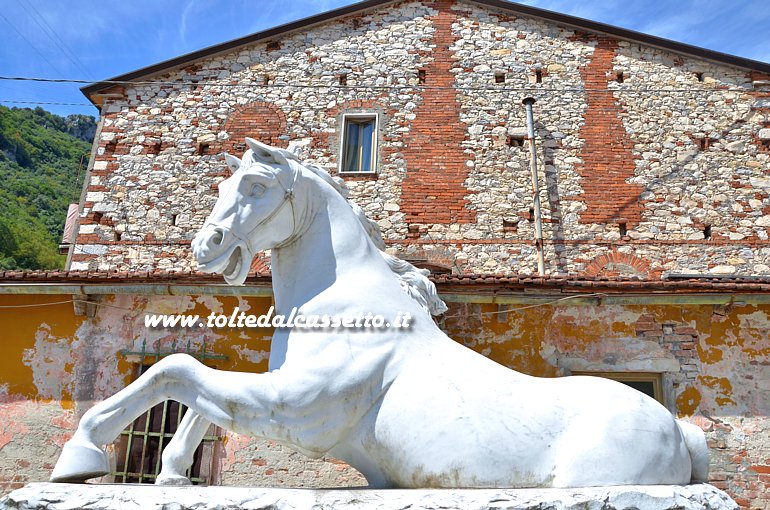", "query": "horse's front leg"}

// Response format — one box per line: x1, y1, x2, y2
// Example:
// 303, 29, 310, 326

155, 409, 211, 486
51, 353, 286, 483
